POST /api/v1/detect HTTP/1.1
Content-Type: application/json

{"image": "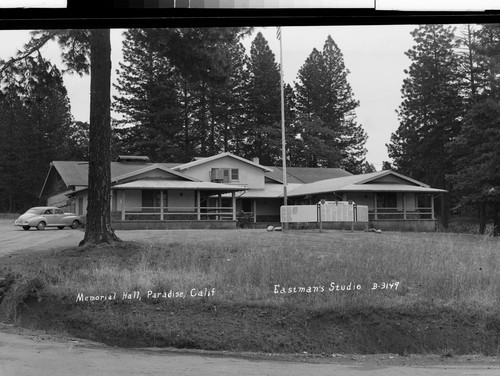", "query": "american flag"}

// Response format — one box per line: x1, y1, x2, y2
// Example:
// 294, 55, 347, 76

276, 26, 281, 40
